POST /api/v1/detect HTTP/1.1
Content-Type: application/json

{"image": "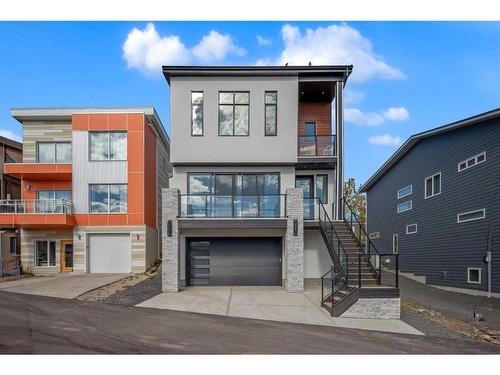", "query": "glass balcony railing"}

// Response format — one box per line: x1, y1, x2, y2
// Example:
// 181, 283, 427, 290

180, 194, 286, 218
298, 135, 336, 157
